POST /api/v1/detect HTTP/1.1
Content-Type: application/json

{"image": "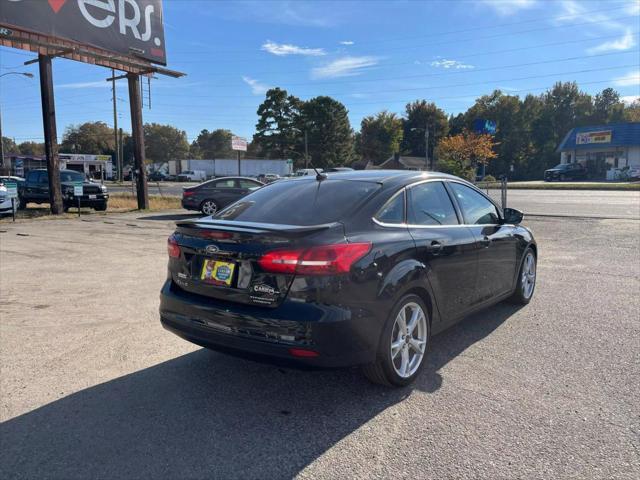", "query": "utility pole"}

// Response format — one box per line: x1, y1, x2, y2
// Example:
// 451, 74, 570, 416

118, 127, 123, 181
38, 54, 63, 214
127, 73, 149, 209
304, 130, 309, 169
424, 124, 430, 171
111, 68, 121, 182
